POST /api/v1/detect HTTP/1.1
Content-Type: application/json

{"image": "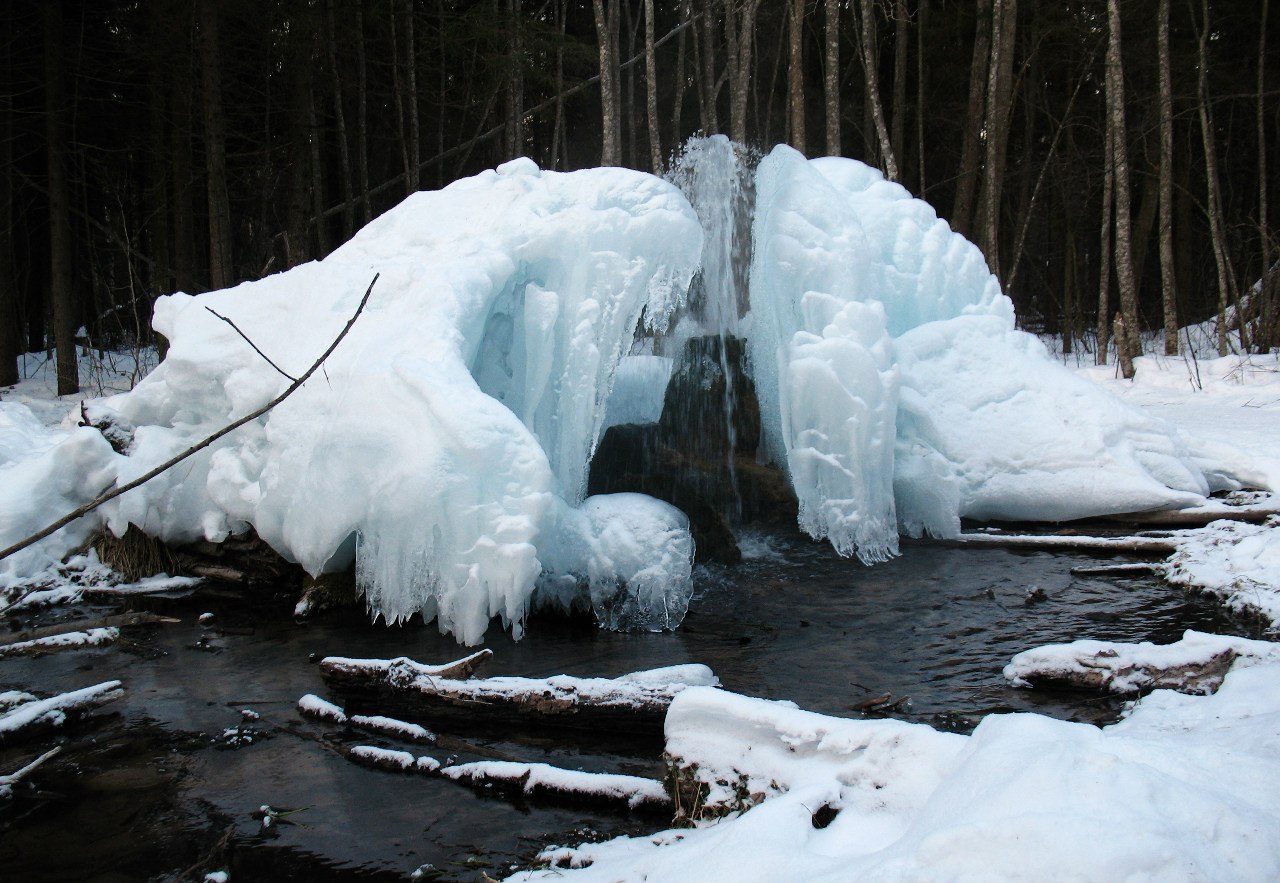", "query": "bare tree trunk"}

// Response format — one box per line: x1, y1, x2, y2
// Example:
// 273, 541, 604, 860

645, 0, 661, 172
1157, 0, 1177, 355
726, 0, 761, 146
0, 10, 17, 385
308, 79, 327, 258
552, 0, 567, 168
1256, 0, 1273, 351
326, 0, 355, 236
891, 0, 908, 168
975, 0, 1016, 273
1097, 124, 1114, 366
788, 0, 806, 153
198, 0, 233, 291
697, 0, 719, 134
593, 0, 621, 165
355, 5, 372, 222
44, 0, 78, 394
1106, 0, 1139, 377
915, 0, 927, 193
673, 0, 691, 146
171, 70, 196, 295
952, 0, 991, 237
823, 0, 840, 155
857, 0, 897, 180
1196, 0, 1231, 357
